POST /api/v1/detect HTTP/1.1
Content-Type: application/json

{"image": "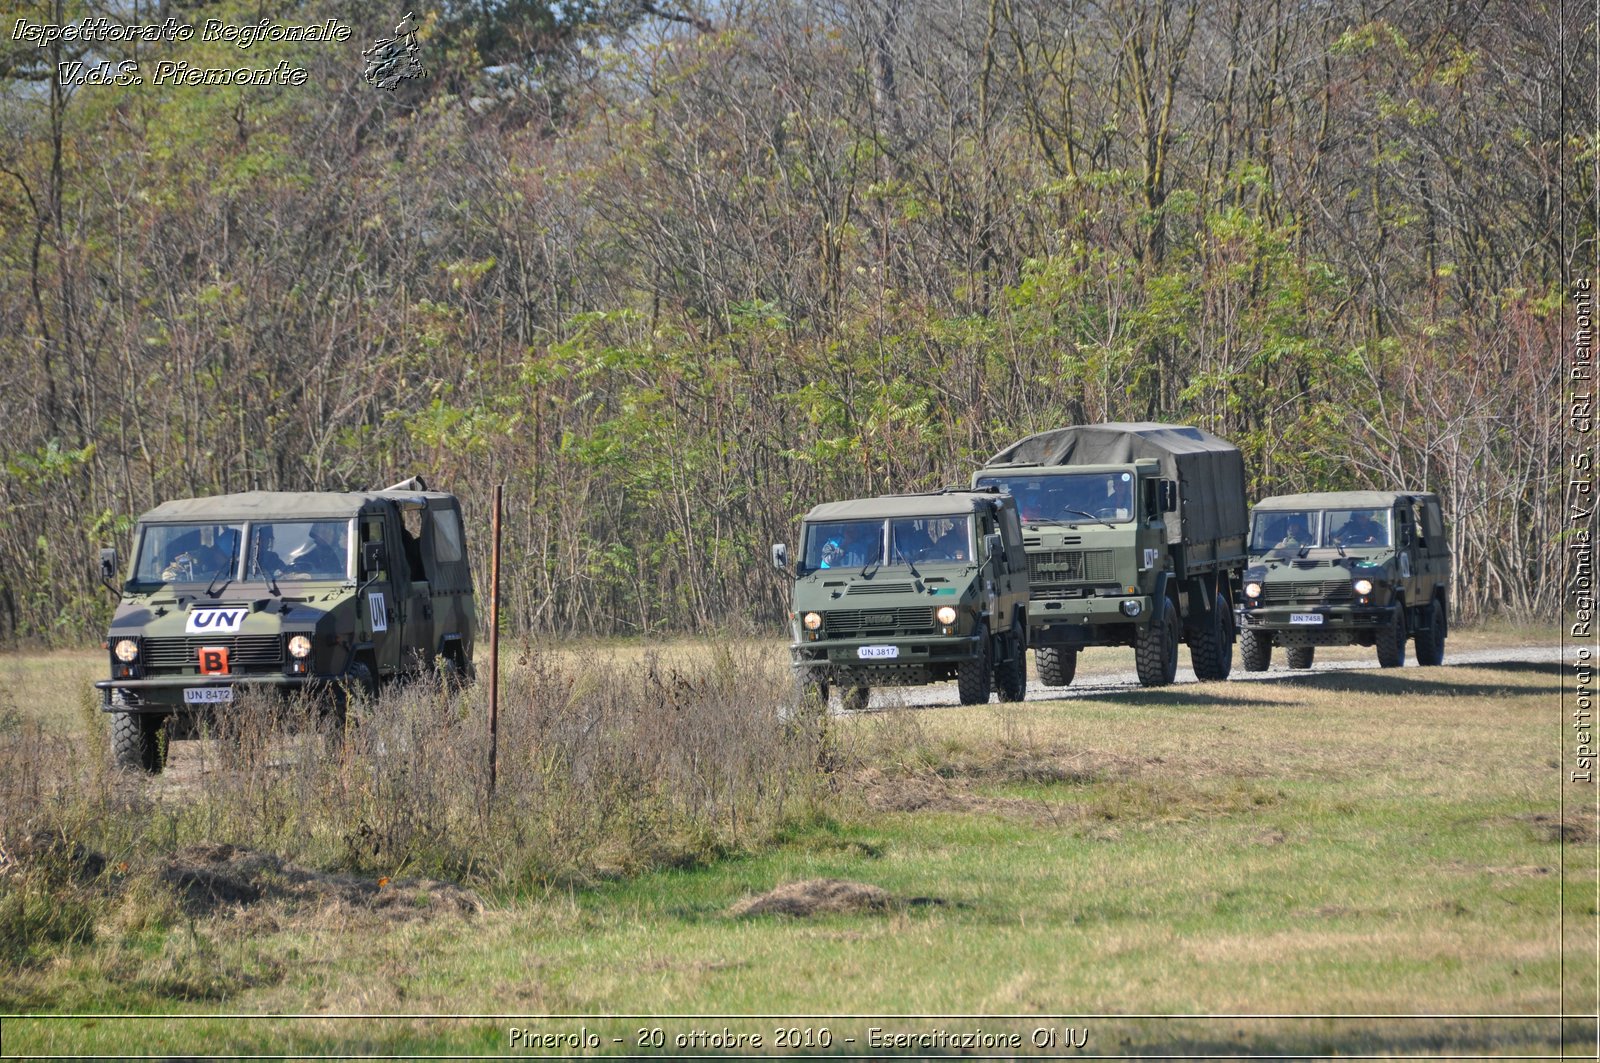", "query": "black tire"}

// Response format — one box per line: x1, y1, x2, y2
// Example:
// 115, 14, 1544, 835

1189, 591, 1234, 681
1286, 646, 1316, 670
841, 685, 871, 712
1036, 645, 1077, 688
1239, 627, 1272, 672
995, 621, 1027, 702
1135, 596, 1179, 687
111, 712, 169, 773
1376, 606, 1407, 668
437, 654, 467, 694
957, 623, 993, 705
792, 674, 829, 717
1414, 598, 1446, 666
